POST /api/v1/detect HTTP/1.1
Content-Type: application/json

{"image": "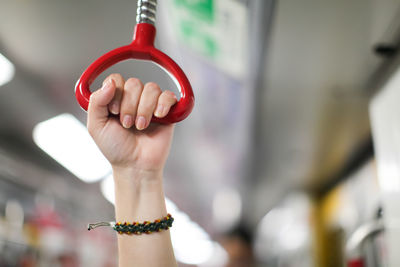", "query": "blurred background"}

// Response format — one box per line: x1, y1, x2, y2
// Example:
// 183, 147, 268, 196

1, 0, 400, 266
